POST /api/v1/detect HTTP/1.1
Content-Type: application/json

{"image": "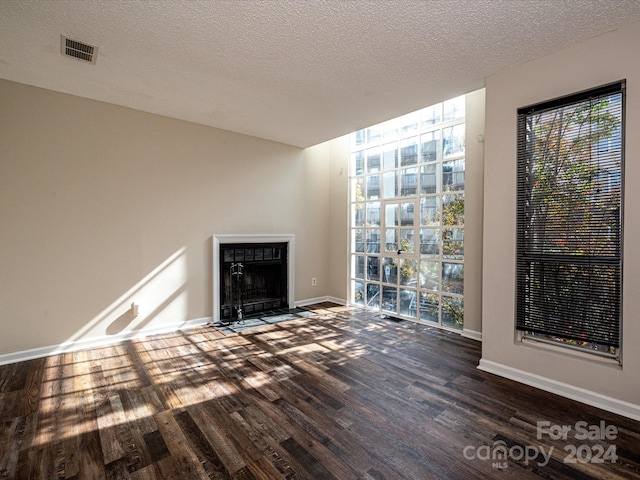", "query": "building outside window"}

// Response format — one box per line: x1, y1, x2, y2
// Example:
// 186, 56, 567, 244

350, 96, 465, 330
